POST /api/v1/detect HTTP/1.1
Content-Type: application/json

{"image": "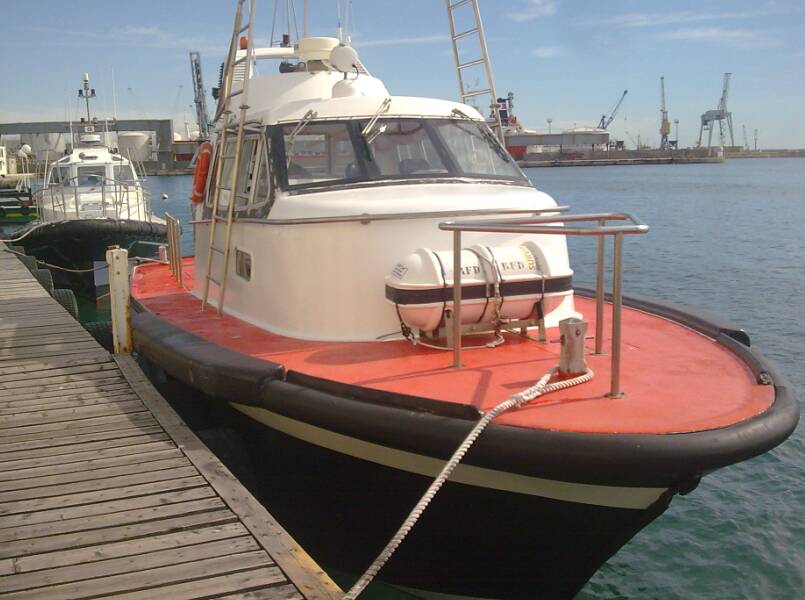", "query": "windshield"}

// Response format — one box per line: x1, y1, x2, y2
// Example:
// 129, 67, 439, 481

276, 117, 528, 191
